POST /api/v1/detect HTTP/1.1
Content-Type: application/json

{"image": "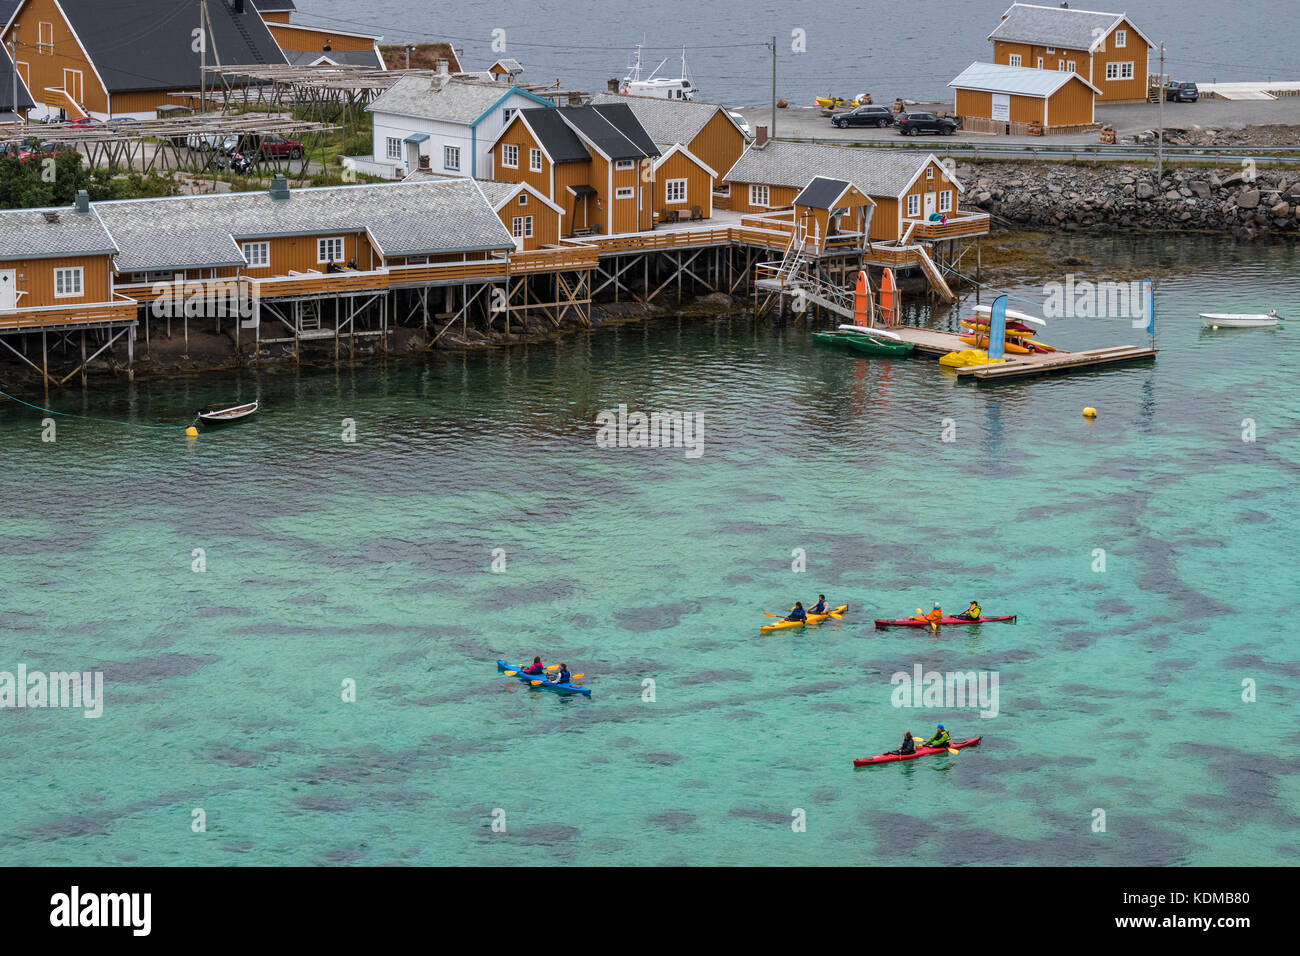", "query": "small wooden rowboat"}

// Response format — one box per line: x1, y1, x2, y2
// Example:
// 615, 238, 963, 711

198, 401, 259, 425
1199, 311, 1281, 328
